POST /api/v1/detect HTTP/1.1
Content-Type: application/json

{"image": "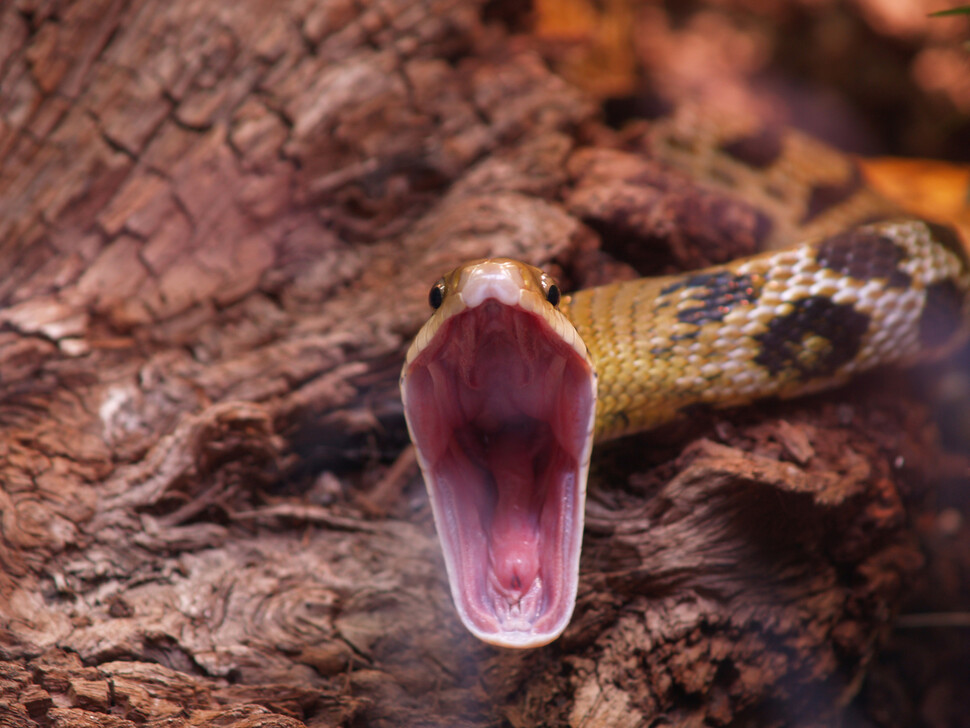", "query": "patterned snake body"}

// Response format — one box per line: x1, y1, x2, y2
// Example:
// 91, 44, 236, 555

400, 119, 970, 649
566, 220, 970, 441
